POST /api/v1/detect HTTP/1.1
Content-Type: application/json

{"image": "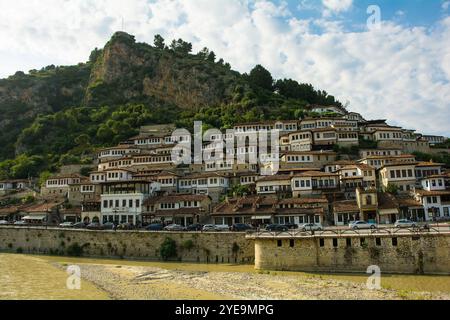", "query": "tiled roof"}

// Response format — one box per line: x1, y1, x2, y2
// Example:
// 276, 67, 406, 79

377, 192, 399, 210
394, 195, 422, 208
414, 189, 450, 197
333, 200, 359, 213
415, 162, 445, 167
256, 175, 293, 182
294, 171, 339, 177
